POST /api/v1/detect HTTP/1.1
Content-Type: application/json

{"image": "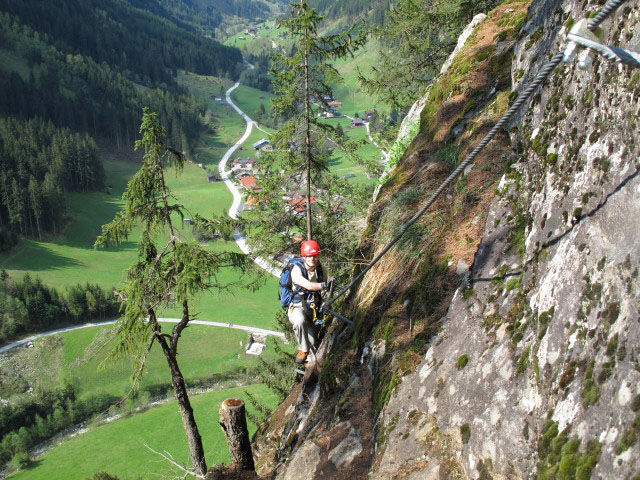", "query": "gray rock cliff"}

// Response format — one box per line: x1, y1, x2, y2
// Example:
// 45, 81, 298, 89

252, 0, 640, 478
